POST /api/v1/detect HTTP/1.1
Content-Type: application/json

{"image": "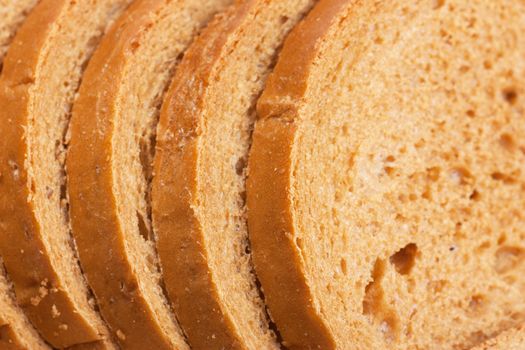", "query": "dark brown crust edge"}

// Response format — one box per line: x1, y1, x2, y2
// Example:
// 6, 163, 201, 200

66, 1, 189, 349
152, 2, 260, 349
0, 1, 113, 348
247, 0, 351, 349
